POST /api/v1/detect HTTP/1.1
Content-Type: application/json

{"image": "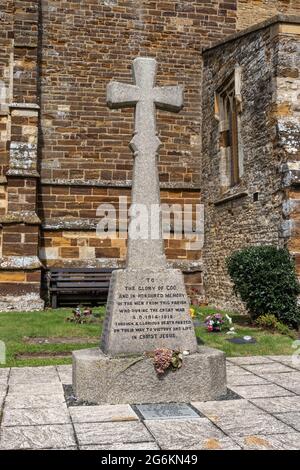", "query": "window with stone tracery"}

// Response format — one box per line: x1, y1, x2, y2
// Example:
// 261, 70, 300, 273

215, 67, 243, 190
